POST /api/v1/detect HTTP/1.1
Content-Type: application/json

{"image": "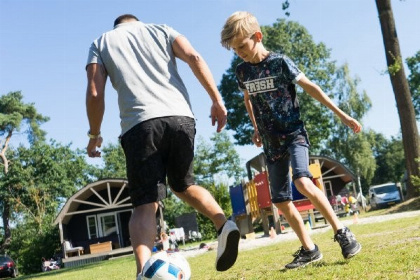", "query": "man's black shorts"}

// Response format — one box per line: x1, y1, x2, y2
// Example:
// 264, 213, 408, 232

120, 116, 196, 207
